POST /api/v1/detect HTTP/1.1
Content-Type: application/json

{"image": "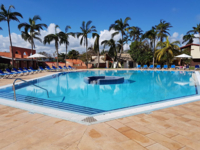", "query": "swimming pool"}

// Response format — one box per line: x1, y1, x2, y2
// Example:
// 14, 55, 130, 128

0, 70, 198, 115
